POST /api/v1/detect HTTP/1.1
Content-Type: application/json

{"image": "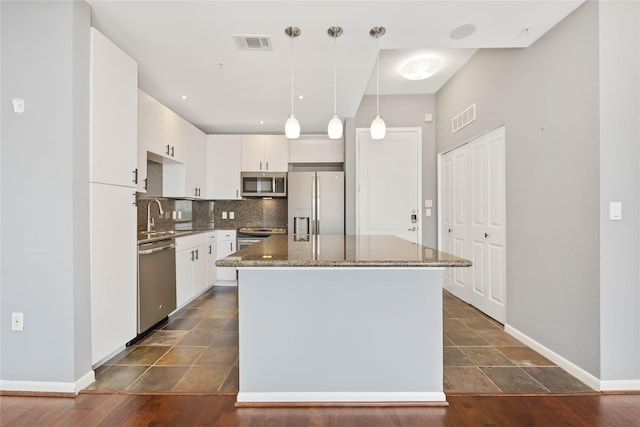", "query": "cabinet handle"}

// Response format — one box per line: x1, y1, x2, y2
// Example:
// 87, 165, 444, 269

259, 161, 262, 170
266, 161, 269, 171
448, 228, 452, 233
195, 249, 199, 260
208, 245, 212, 254
171, 146, 175, 157
132, 193, 137, 206
236, 189, 239, 198
166, 144, 171, 156
144, 178, 148, 191
230, 242, 233, 251
190, 250, 195, 261
194, 187, 198, 197
133, 168, 138, 184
